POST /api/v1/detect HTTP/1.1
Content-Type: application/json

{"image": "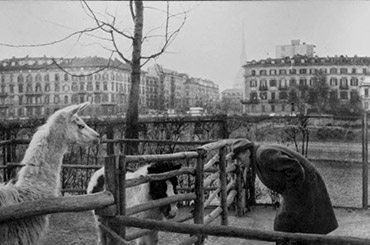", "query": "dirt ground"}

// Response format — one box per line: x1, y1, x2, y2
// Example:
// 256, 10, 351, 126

43, 205, 370, 245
